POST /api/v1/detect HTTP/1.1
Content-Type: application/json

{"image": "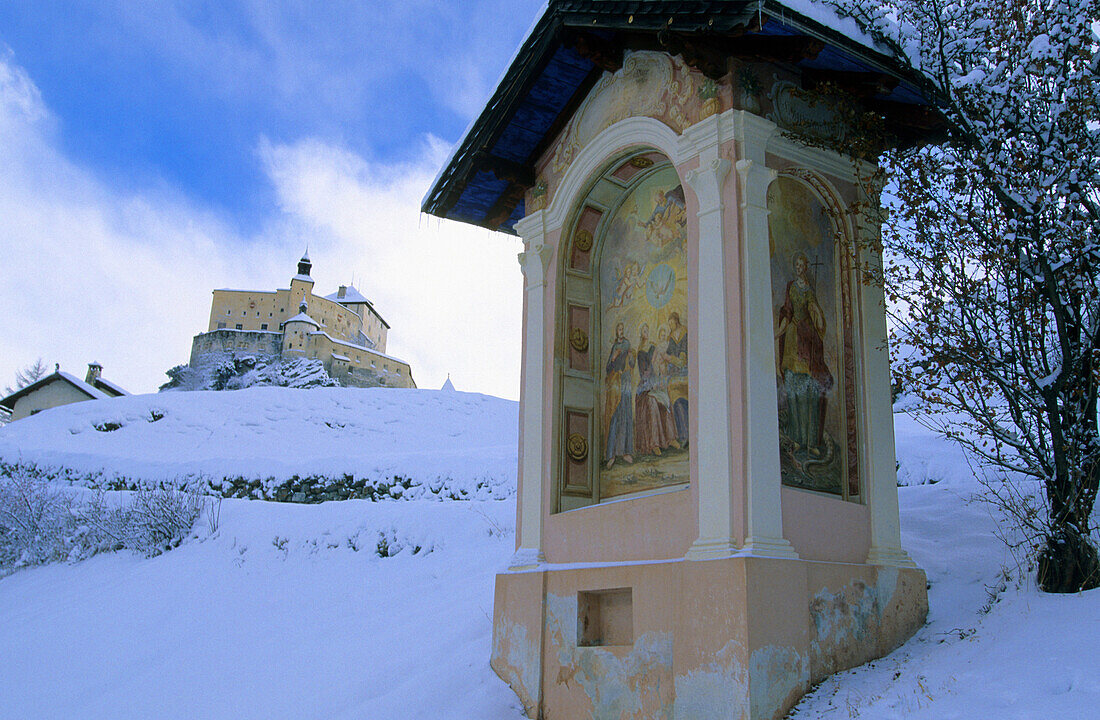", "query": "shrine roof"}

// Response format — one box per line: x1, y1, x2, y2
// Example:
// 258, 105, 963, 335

423, 0, 941, 234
